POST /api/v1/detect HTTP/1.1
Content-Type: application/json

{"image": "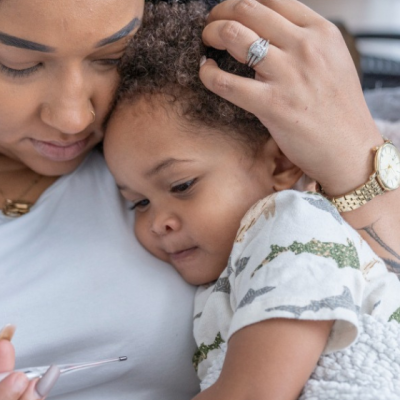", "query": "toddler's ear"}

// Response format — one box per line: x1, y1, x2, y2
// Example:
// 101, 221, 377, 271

266, 140, 303, 191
